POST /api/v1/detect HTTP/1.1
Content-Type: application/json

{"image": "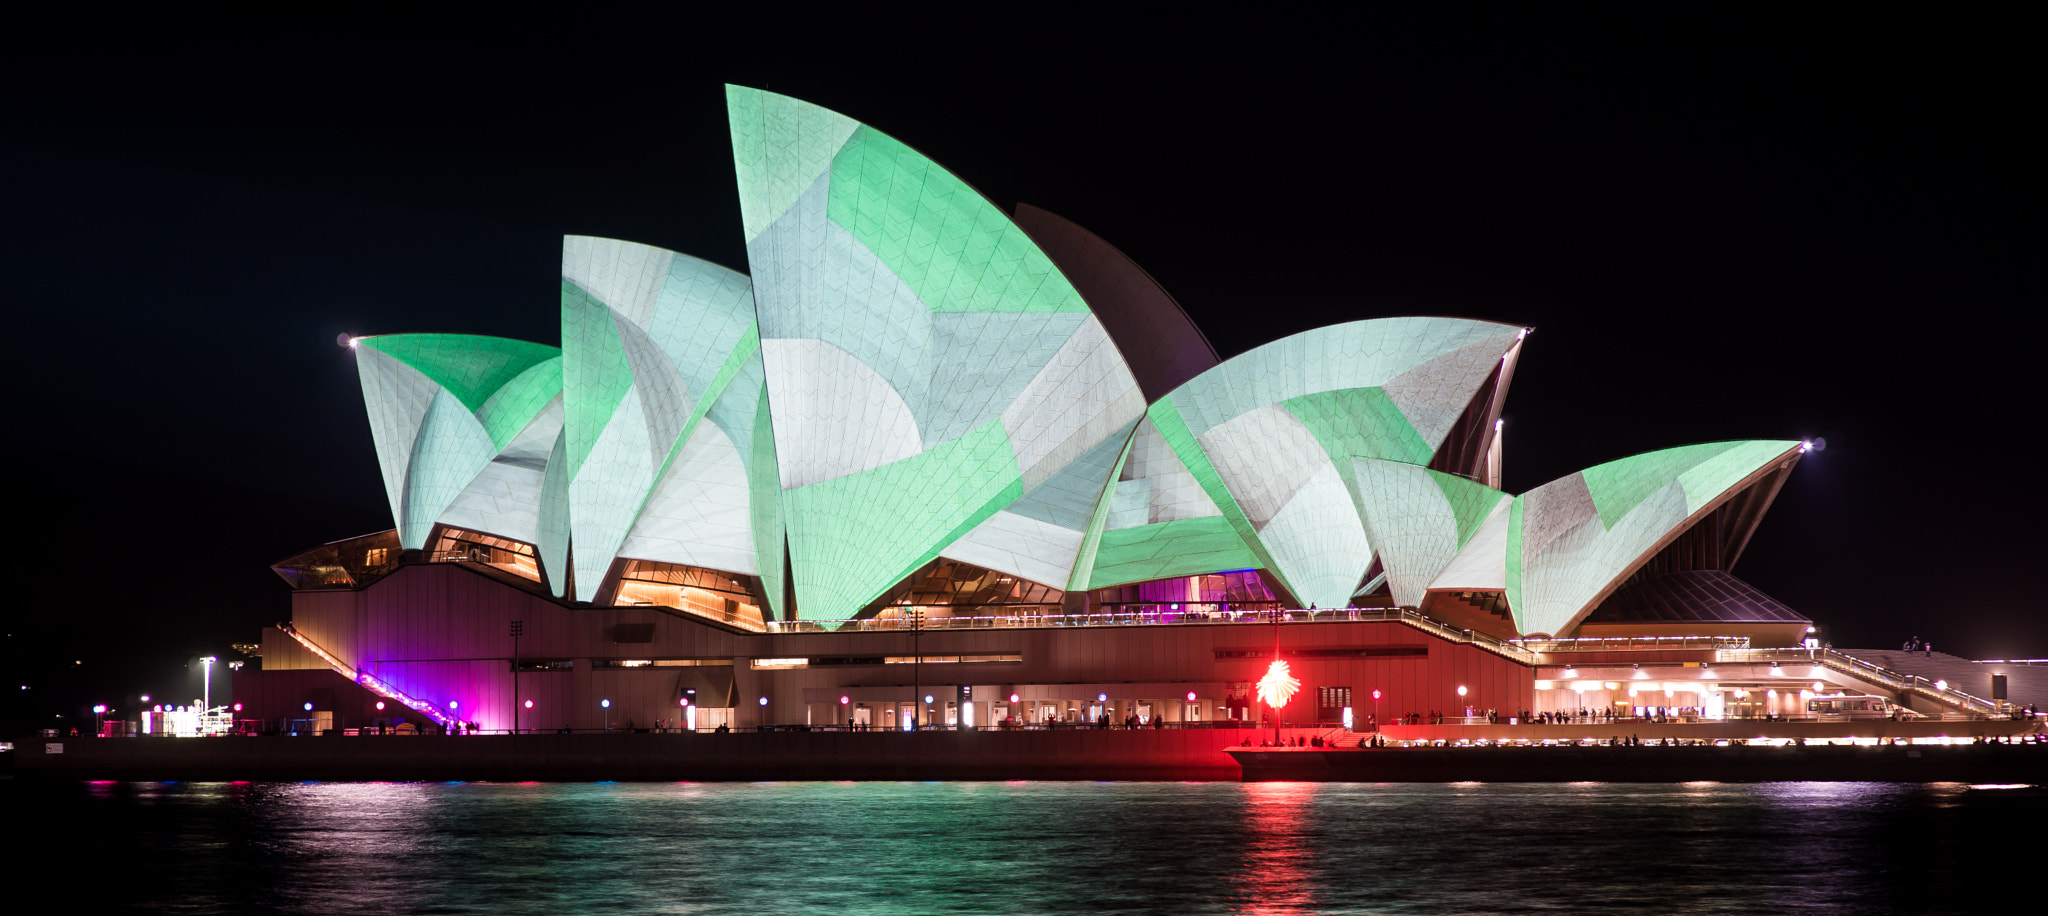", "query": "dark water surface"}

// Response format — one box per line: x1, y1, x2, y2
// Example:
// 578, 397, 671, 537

5, 779, 2035, 914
